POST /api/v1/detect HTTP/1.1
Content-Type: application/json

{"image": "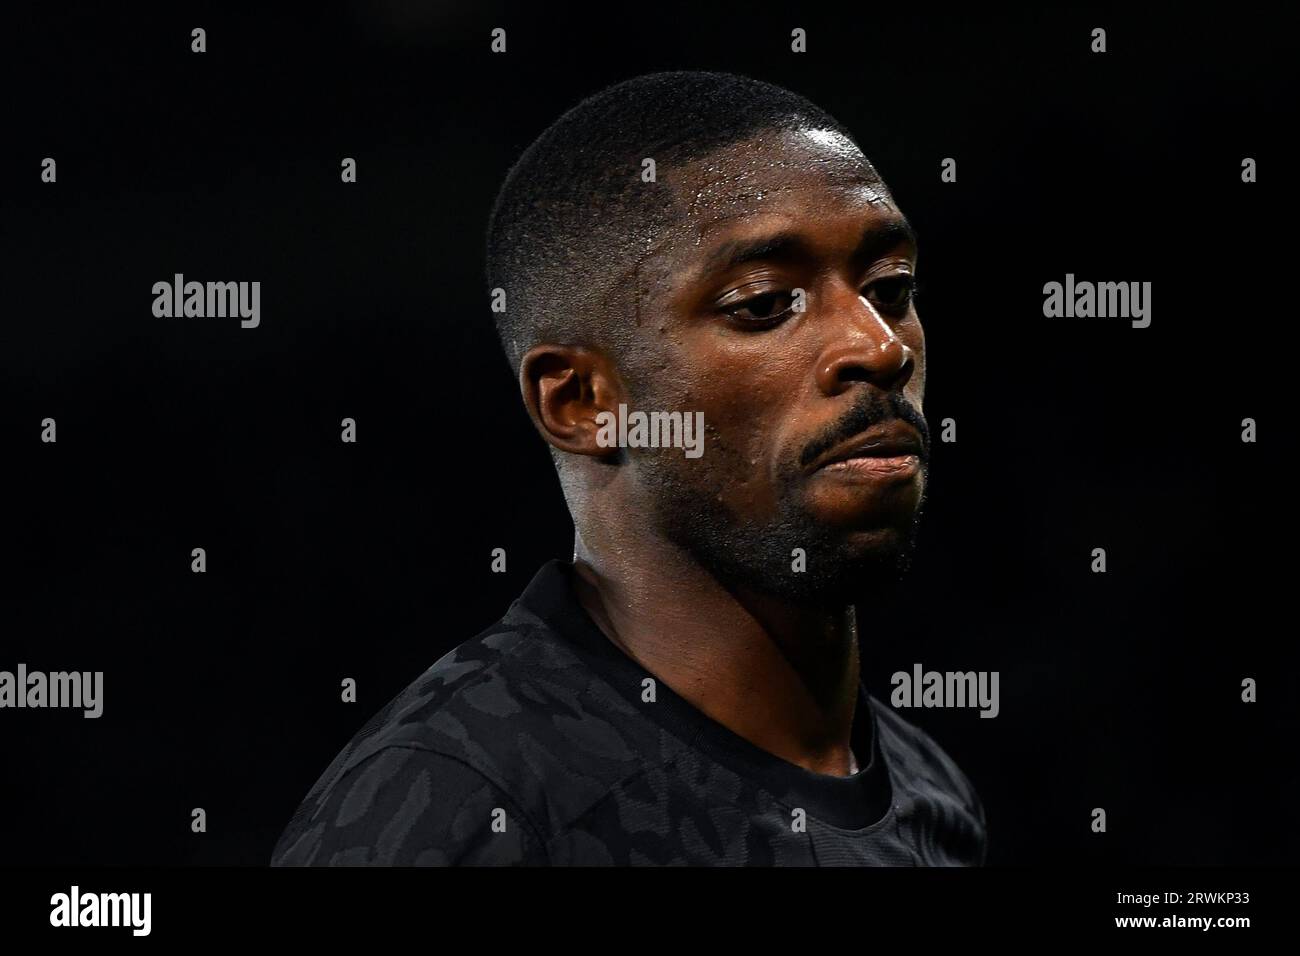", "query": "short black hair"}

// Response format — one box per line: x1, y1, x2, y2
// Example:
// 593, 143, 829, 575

484, 71, 865, 375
